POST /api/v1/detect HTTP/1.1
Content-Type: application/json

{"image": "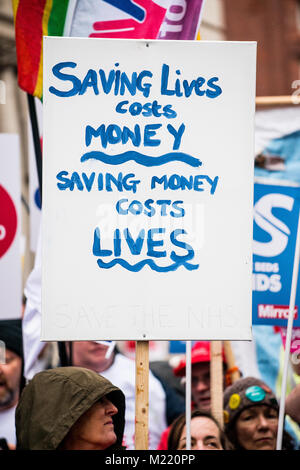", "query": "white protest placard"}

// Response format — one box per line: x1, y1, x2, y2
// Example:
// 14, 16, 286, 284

42, 38, 256, 341
0, 134, 21, 319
